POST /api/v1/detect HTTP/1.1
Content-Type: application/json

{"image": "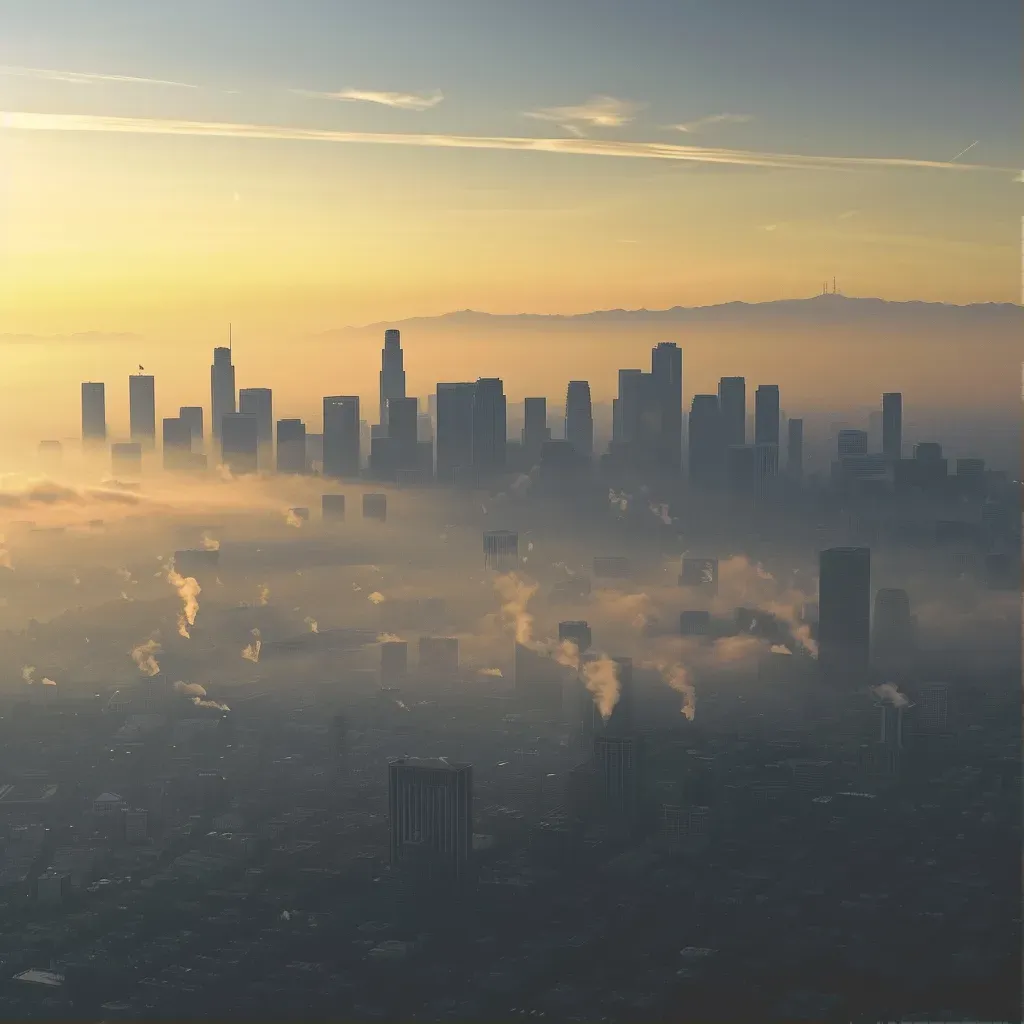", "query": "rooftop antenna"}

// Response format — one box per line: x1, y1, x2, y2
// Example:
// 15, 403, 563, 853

833, 276, 837, 295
